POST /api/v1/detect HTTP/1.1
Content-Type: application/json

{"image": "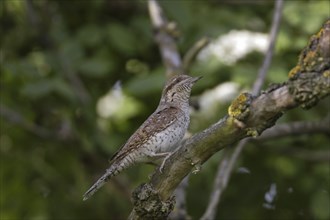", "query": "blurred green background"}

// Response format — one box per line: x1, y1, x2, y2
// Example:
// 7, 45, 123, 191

0, 0, 329, 219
